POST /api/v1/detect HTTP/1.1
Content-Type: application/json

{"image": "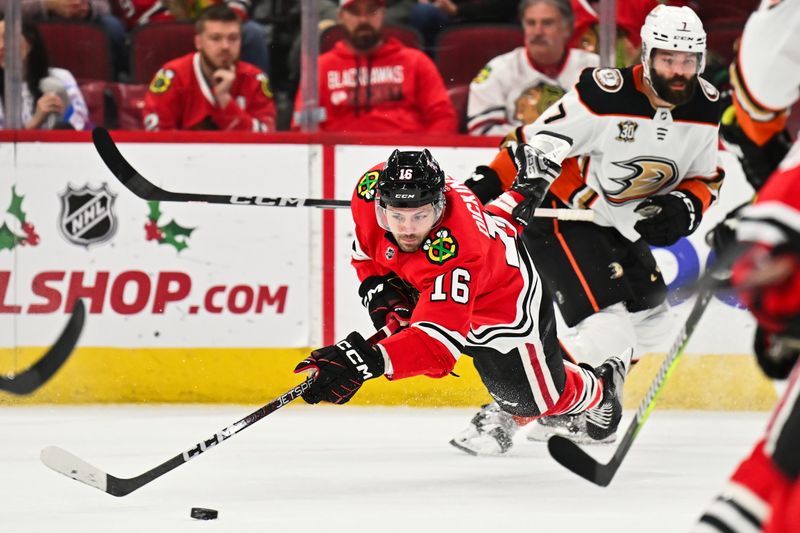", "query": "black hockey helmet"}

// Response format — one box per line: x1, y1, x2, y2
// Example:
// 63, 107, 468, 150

375, 149, 447, 230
